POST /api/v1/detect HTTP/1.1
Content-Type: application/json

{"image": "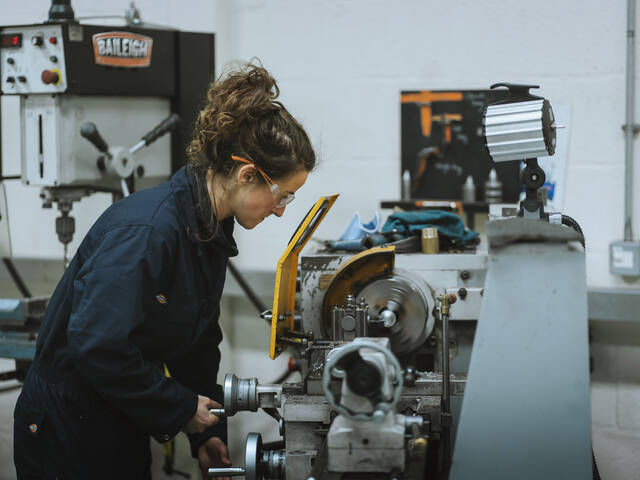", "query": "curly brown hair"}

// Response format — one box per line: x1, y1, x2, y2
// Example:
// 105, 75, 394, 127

185, 62, 316, 238
187, 61, 315, 177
